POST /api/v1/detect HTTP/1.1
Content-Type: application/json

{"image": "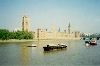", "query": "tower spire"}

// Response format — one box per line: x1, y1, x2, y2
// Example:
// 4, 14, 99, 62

68, 22, 71, 34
